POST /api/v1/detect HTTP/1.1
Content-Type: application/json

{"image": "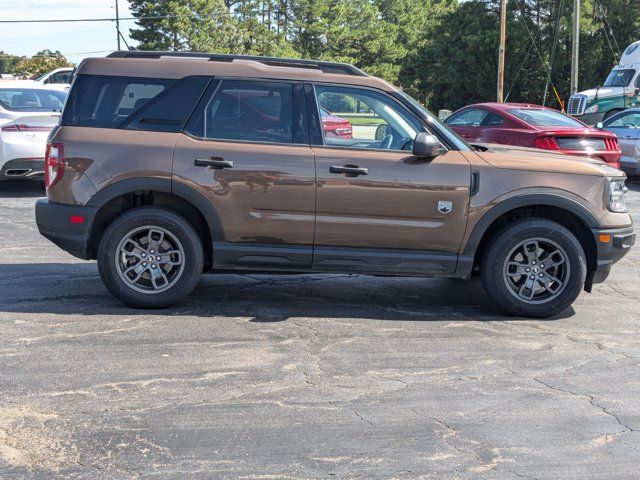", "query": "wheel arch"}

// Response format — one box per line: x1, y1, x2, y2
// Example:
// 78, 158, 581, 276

461, 194, 600, 282
86, 178, 224, 267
